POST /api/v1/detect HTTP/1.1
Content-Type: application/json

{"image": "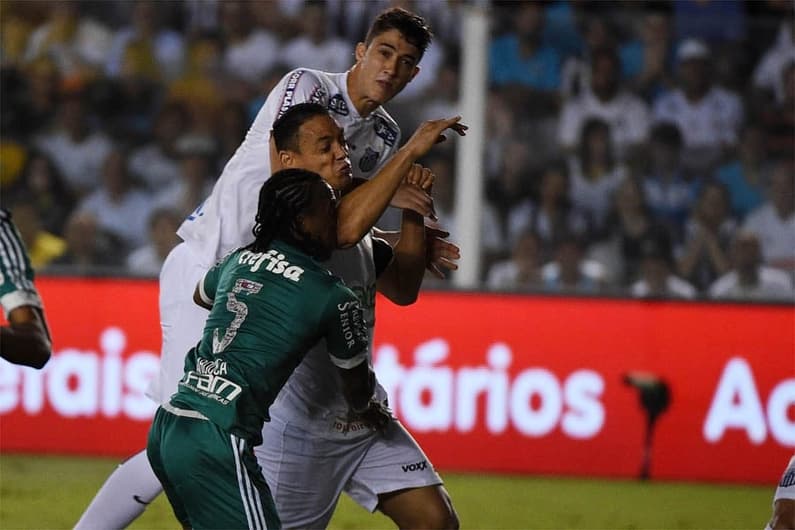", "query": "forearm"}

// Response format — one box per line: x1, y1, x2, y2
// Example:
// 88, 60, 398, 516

378, 211, 426, 305
0, 324, 51, 369
336, 148, 415, 247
